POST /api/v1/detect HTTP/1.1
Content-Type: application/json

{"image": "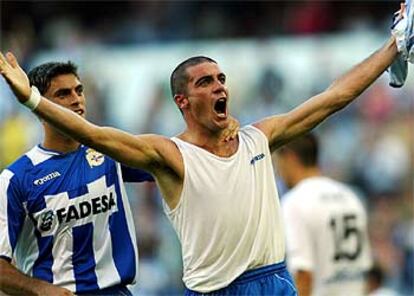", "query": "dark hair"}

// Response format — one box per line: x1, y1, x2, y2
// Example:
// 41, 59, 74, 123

170, 56, 217, 97
28, 61, 79, 95
281, 133, 319, 167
